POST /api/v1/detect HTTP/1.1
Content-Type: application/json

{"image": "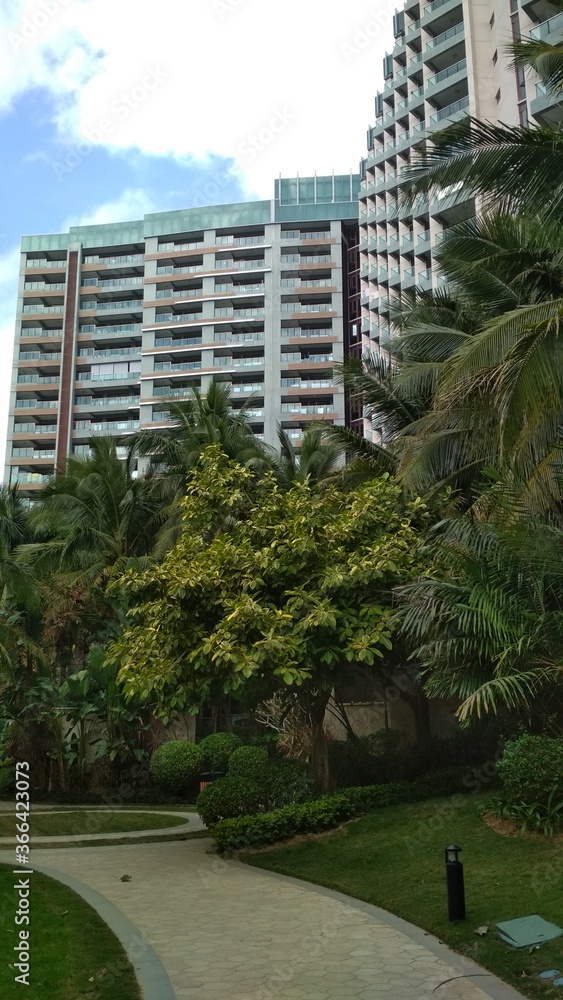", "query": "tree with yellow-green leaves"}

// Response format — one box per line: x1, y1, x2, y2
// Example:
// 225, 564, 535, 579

109, 447, 429, 791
